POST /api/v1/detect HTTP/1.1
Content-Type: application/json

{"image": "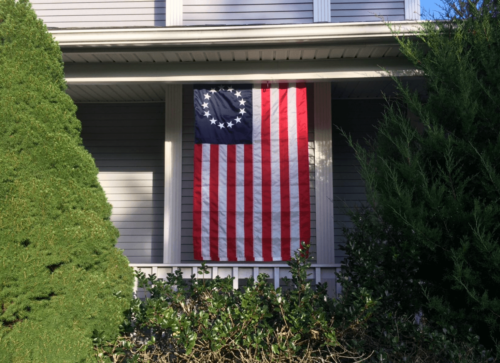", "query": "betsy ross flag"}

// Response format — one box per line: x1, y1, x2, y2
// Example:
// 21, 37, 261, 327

193, 83, 310, 261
